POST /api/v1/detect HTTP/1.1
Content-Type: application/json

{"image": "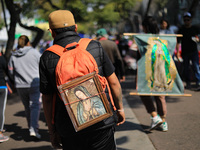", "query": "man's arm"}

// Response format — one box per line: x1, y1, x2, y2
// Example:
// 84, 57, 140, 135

42, 94, 62, 149
7, 56, 15, 83
106, 72, 125, 126
42, 94, 54, 133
